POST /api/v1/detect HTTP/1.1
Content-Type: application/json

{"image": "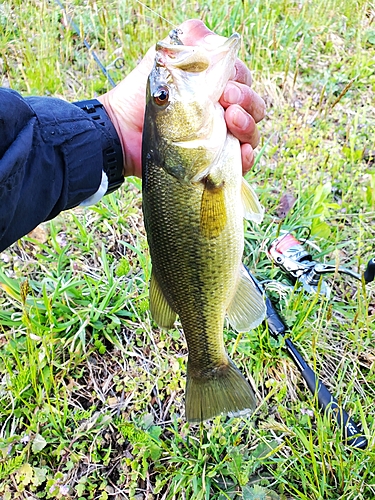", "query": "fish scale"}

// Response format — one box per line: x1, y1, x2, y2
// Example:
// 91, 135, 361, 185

144, 159, 238, 373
